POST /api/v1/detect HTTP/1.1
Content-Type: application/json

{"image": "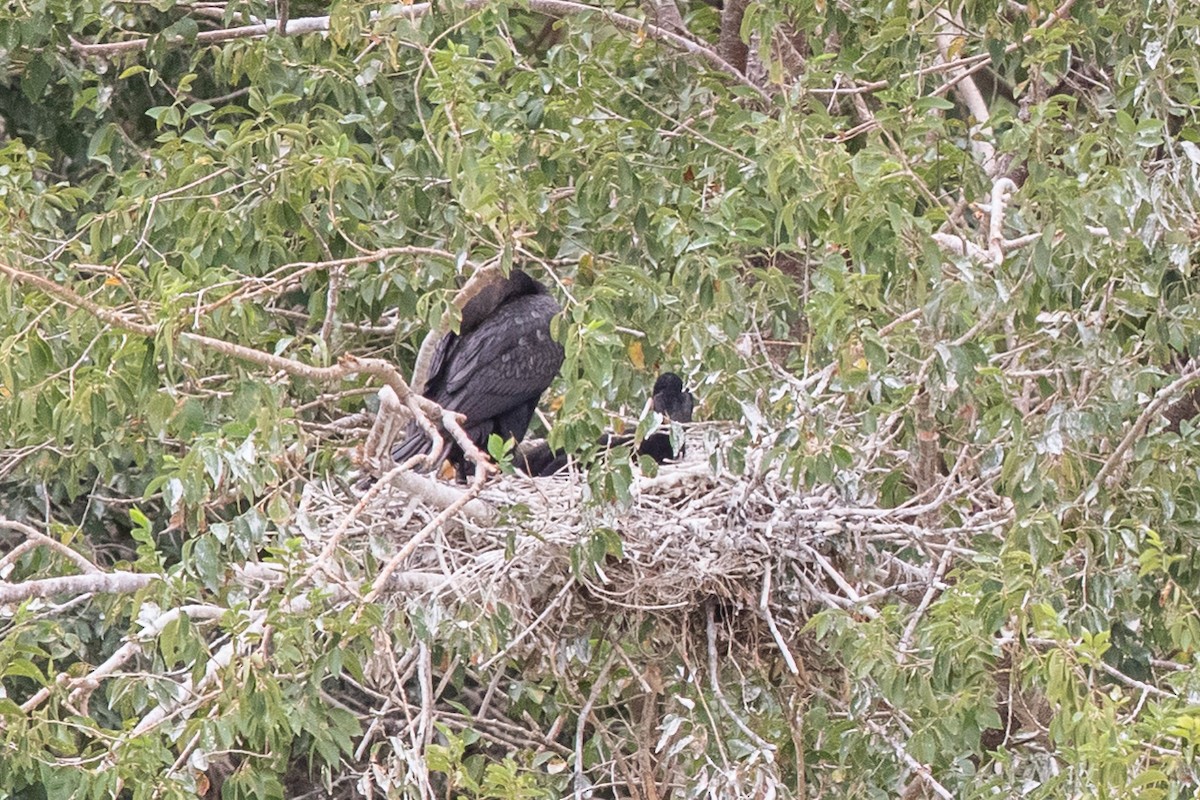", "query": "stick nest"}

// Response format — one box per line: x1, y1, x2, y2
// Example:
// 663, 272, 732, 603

308, 422, 1011, 673
293, 419, 1017, 797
